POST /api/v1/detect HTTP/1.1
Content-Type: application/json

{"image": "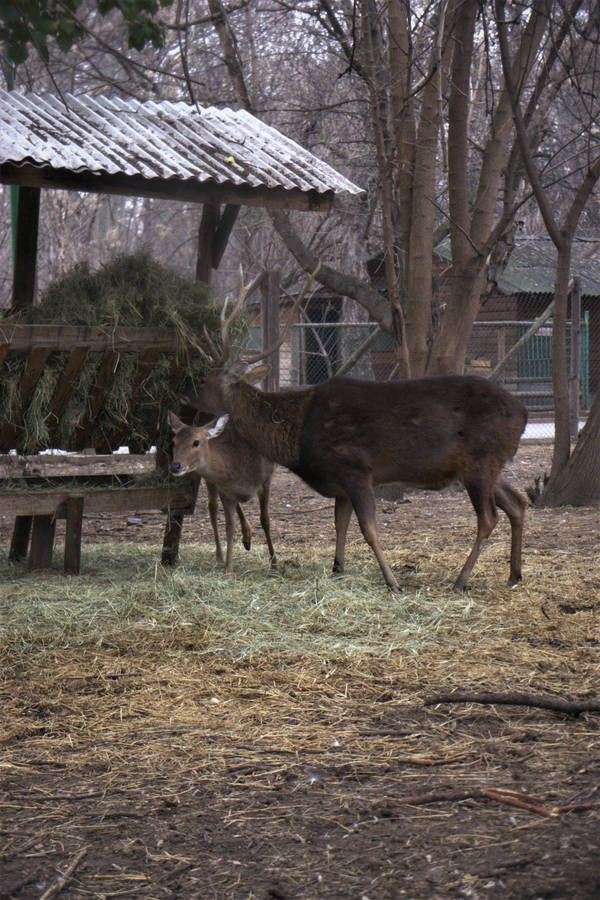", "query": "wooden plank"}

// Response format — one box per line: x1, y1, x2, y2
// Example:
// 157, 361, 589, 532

64, 496, 84, 574
105, 349, 159, 450
73, 349, 118, 450
46, 345, 90, 444
29, 515, 56, 569
12, 186, 40, 311
0, 453, 155, 479
0, 324, 178, 353
0, 345, 52, 450
0, 484, 196, 517
18, 346, 52, 407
